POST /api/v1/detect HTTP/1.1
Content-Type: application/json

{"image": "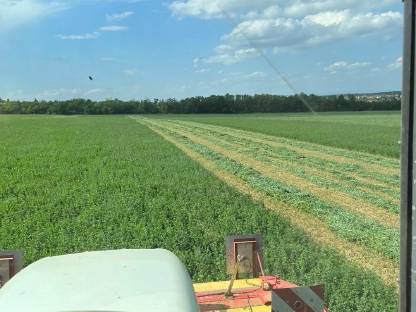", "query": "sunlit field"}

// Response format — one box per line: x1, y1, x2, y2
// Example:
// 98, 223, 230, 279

0, 113, 400, 311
